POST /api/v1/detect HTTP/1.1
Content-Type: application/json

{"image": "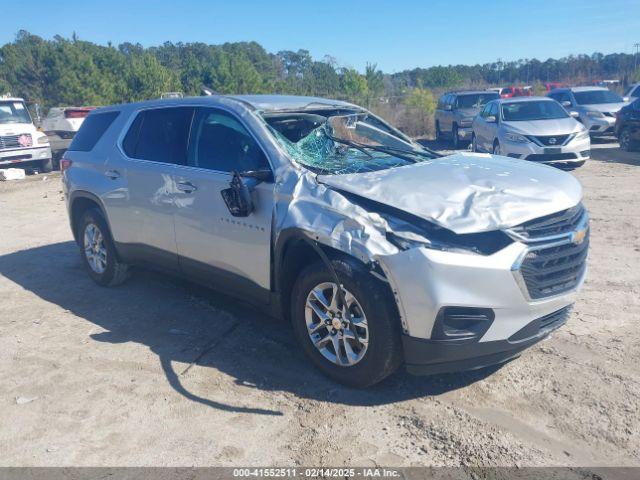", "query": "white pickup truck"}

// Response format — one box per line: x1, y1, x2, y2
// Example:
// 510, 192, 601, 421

0, 95, 53, 172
